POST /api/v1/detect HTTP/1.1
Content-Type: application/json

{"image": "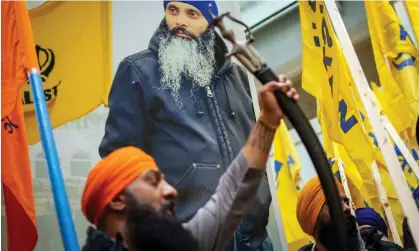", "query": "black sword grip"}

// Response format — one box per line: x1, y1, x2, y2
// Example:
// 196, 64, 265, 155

254, 64, 348, 251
